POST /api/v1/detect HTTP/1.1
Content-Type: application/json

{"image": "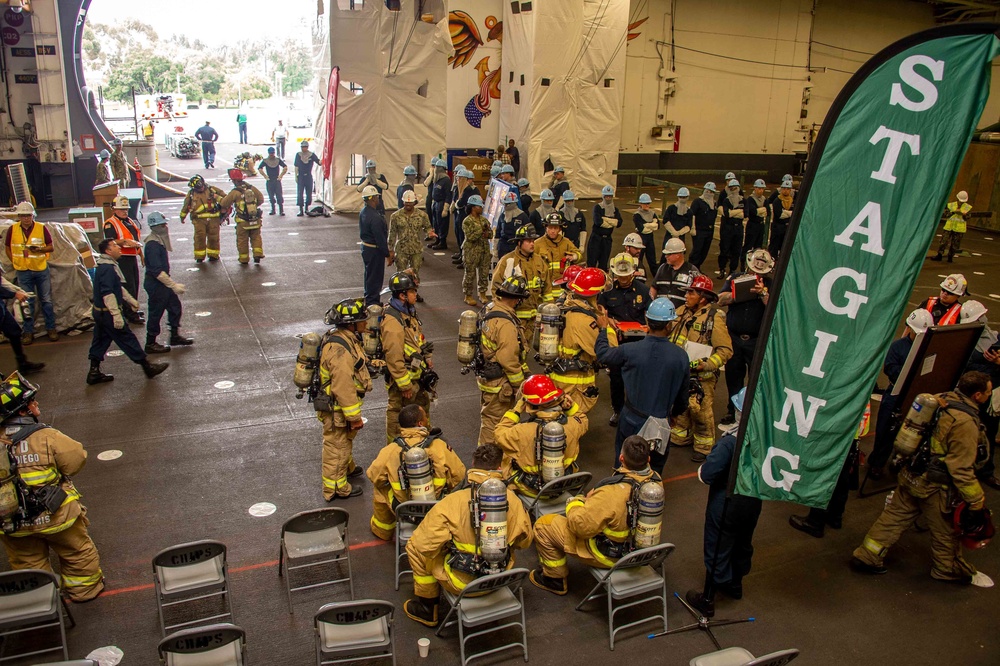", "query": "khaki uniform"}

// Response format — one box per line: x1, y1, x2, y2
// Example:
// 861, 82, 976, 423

492, 248, 552, 348
477, 301, 527, 445
668, 304, 732, 454
462, 215, 493, 299
406, 468, 533, 598
853, 391, 986, 581
389, 208, 432, 280
221, 184, 266, 263
180, 186, 227, 260
495, 400, 588, 497
317, 329, 372, 499
110, 148, 129, 189
535, 234, 579, 301
535, 467, 658, 579
0, 423, 104, 601
366, 426, 467, 540
381, 303, 432, 441
551, 295, 617, 413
